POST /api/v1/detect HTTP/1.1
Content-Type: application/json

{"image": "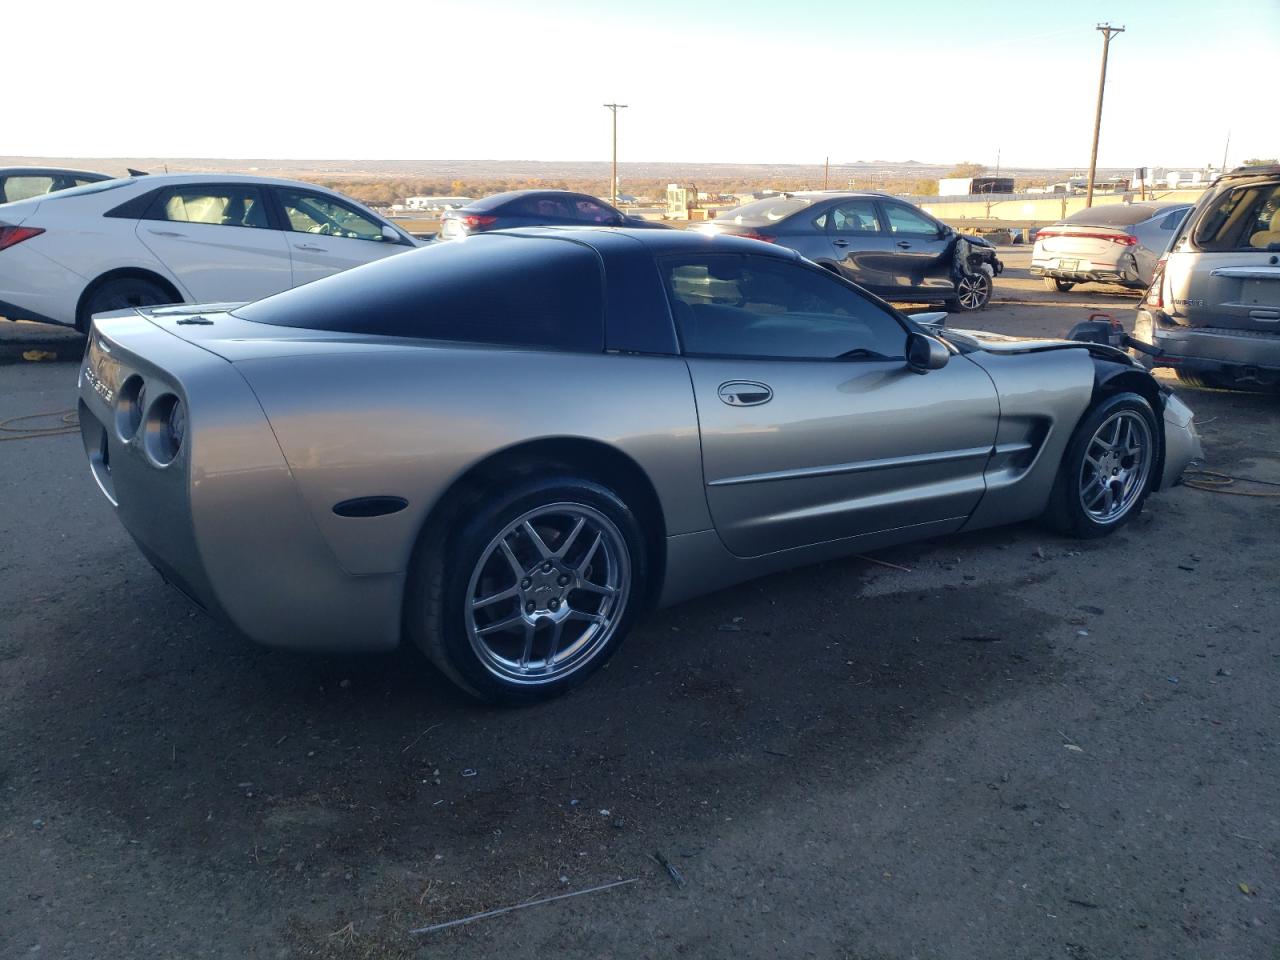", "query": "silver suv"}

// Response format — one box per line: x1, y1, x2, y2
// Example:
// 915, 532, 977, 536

1133, 165, 1280, 389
